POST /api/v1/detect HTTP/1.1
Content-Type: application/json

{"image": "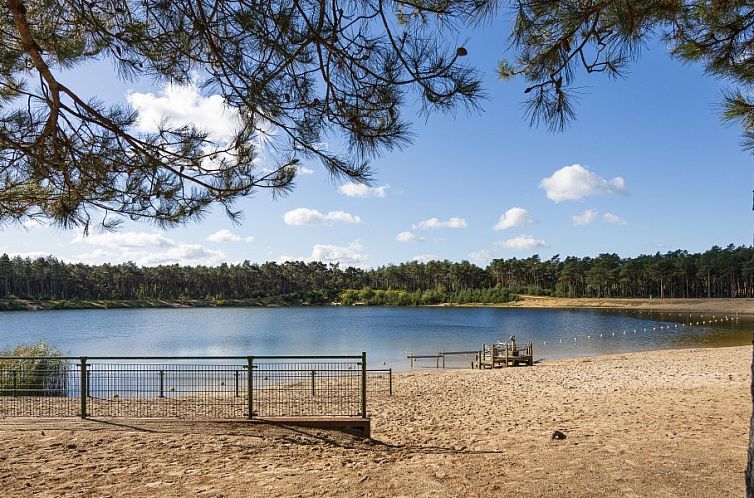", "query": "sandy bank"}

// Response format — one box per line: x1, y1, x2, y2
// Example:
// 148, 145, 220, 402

479, 295, 754, 314
1, 346, 751, 497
